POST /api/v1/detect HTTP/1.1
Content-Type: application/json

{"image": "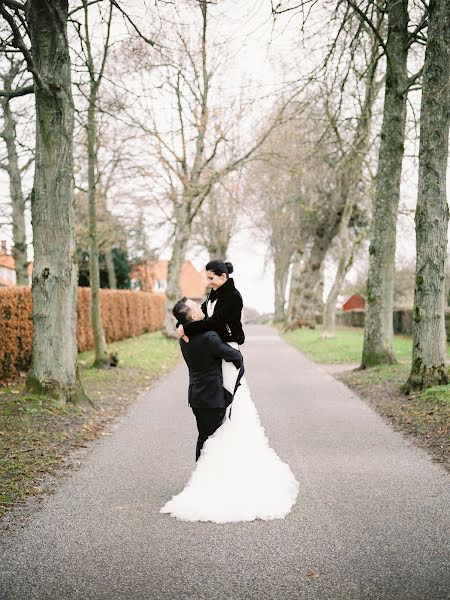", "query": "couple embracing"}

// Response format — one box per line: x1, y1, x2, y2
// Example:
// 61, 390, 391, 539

160, 259, 299, 524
